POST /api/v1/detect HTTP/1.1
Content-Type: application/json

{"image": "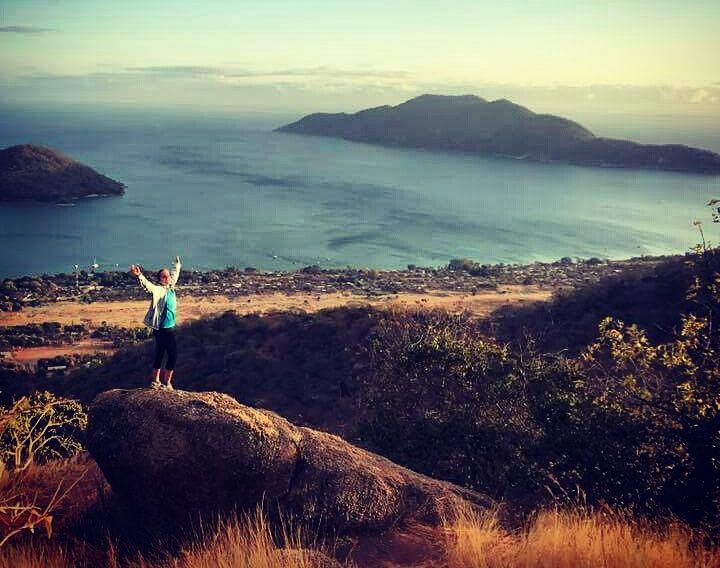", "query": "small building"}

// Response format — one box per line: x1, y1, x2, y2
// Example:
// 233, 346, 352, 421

46, 364, 68, 376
